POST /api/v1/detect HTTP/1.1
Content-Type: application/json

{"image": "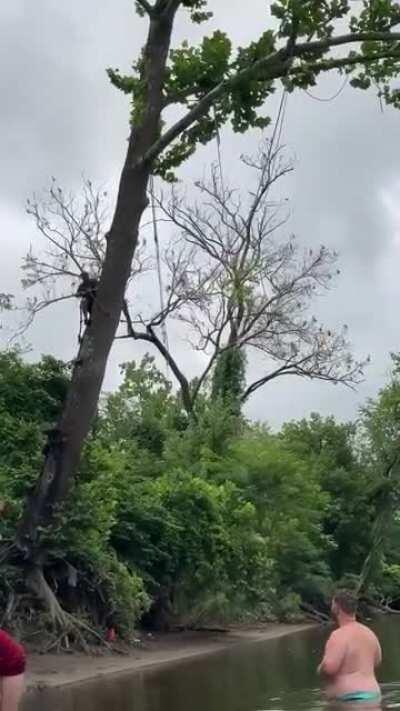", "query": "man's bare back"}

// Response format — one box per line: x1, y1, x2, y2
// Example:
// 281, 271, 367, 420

321, 621, 381, 698
318, 591, 382, 702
